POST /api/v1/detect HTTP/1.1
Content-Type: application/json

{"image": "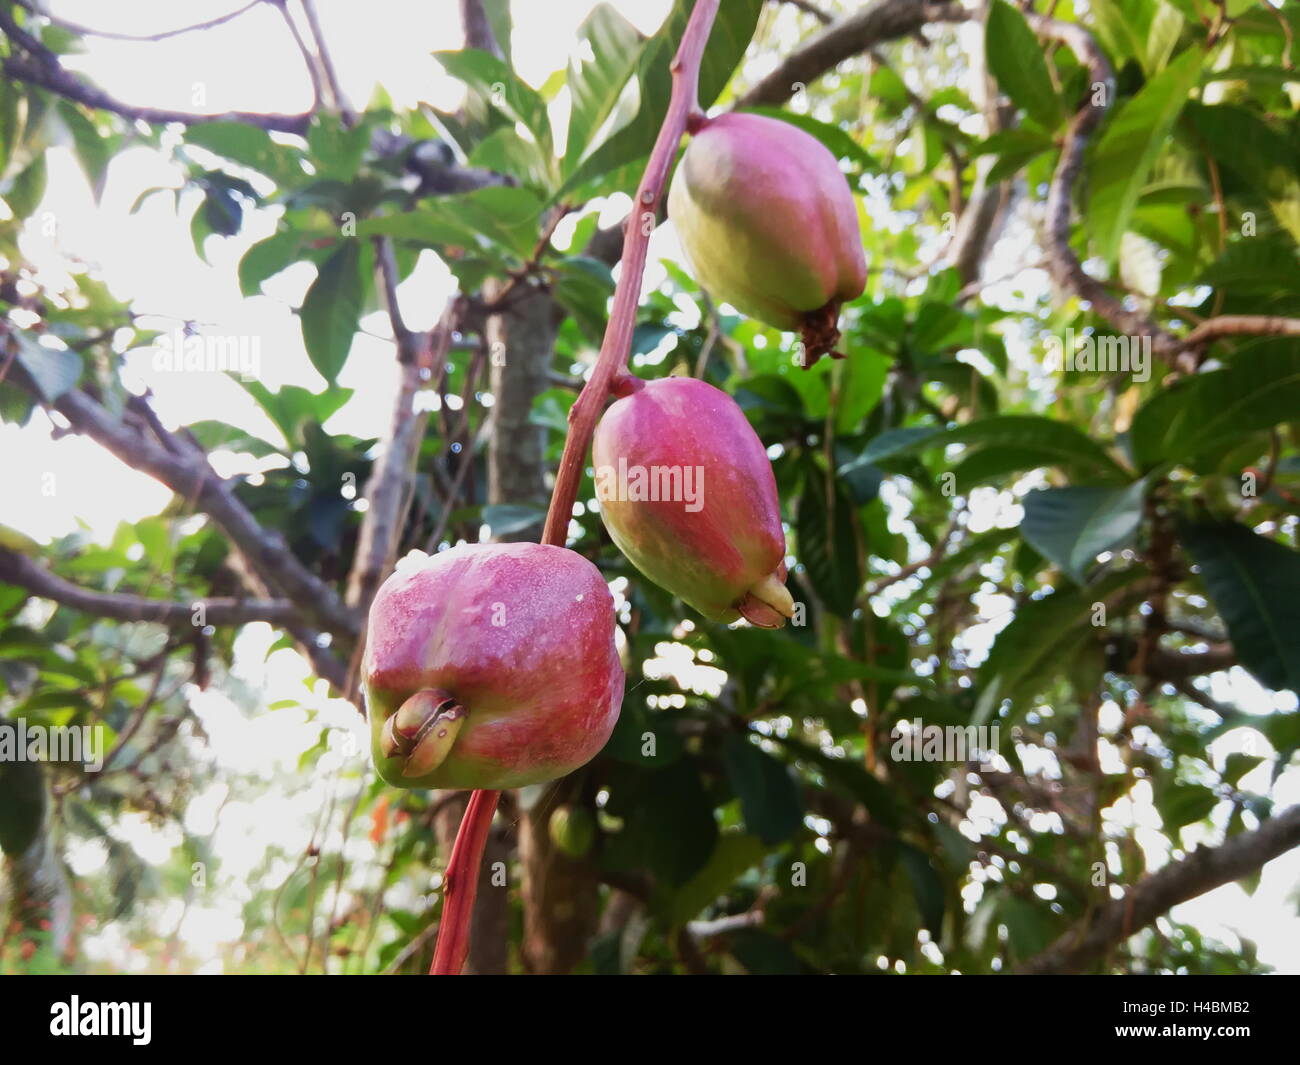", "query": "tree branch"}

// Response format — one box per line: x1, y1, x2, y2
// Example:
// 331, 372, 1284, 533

1017, 803, 1300, 974
1030, 16, 1298, 372
14, 0, 264, 43
345, 298, 458, 611
1182, 315, 1300, 350
8, 366, 359, 640
1030, 16, 1176, 348
0, 8, 312, 134
735, 0, 969, 109
459, 0, 503, 56
0, 546, 299, 627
